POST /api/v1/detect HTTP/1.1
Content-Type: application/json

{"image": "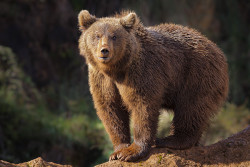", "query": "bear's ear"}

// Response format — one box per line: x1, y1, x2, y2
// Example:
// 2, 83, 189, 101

78, 10, 97, 31
120, 12, 137, 31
